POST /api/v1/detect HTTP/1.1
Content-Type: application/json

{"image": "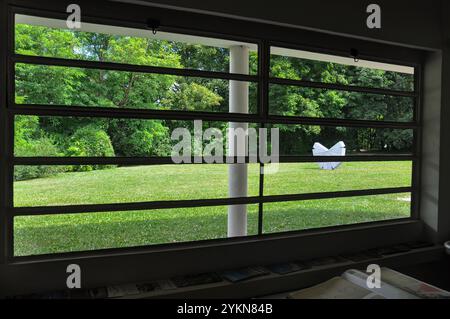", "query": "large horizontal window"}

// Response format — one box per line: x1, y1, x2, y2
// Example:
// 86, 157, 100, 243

270, 124, 413, 156
15, 14, 259, 75
14, 164, 260, 207
269, 85, 414, 122
14, 116, 262, 158
14, 205, 260, 256
270, 46, 414, 91
15, 115, 172, 157
264, 162, 412, 196
263, 193, 412, 234
15, 64, 258, 113
4, 9, 419, 260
